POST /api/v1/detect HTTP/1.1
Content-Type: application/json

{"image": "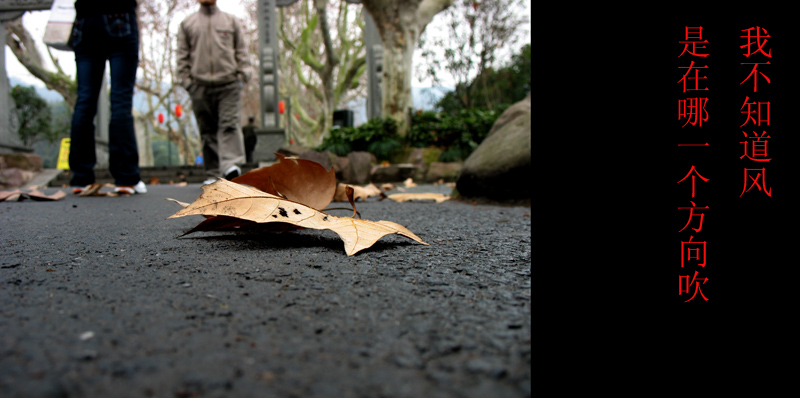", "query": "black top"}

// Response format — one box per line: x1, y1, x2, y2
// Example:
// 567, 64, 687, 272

74, 0, 137, 18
